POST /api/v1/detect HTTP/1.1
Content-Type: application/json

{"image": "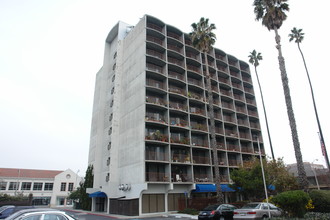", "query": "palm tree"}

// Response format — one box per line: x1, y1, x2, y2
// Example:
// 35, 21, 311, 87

289, 27, 330, 170
249, 50, 275, 160
190, 17, 224, 203
253, 0, 309, 190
